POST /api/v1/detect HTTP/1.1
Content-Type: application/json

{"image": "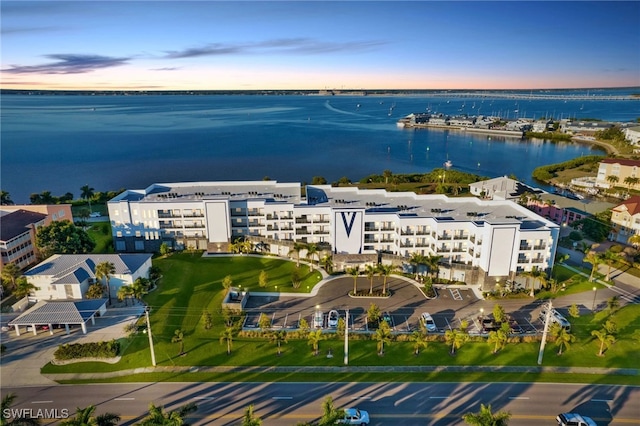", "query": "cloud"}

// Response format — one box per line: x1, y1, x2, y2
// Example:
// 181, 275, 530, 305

1, 26, 64, 35
163, 38, 386, 59
2, 54, 130, 74
150, 67, 182, 71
